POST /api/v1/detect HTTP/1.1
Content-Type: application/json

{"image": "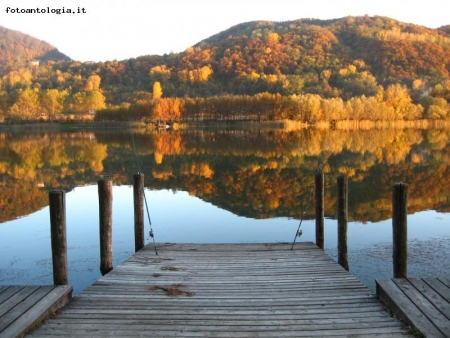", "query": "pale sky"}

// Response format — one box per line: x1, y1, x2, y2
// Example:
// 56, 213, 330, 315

1, 0, 449, 62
